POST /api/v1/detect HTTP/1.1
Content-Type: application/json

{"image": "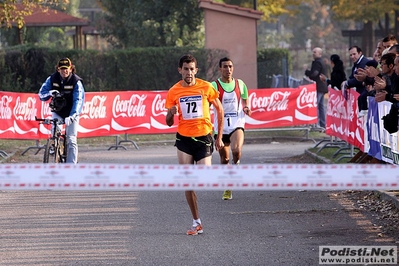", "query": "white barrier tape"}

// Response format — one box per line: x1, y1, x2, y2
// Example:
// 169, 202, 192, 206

0, 163, 398, 190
